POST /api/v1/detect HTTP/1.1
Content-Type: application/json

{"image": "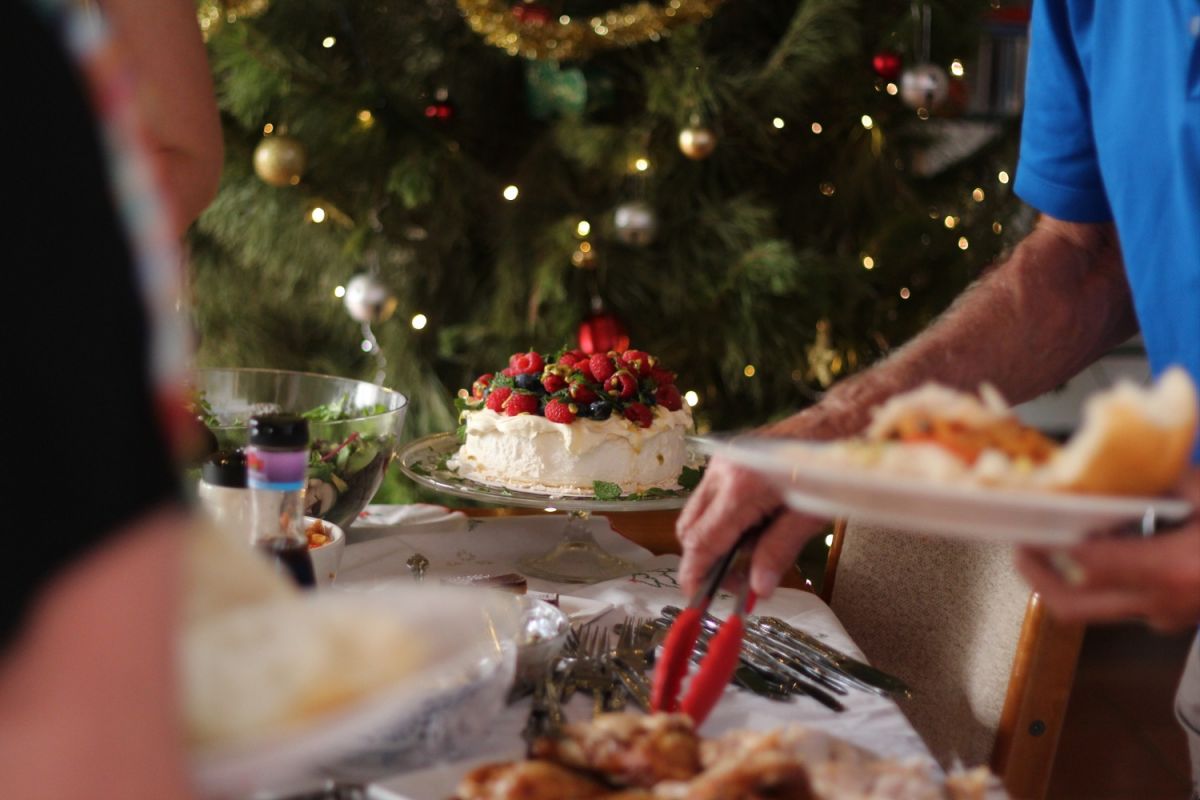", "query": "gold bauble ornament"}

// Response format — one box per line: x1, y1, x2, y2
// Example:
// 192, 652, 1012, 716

678, 125, 717, 160
253, 135, 306, 187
